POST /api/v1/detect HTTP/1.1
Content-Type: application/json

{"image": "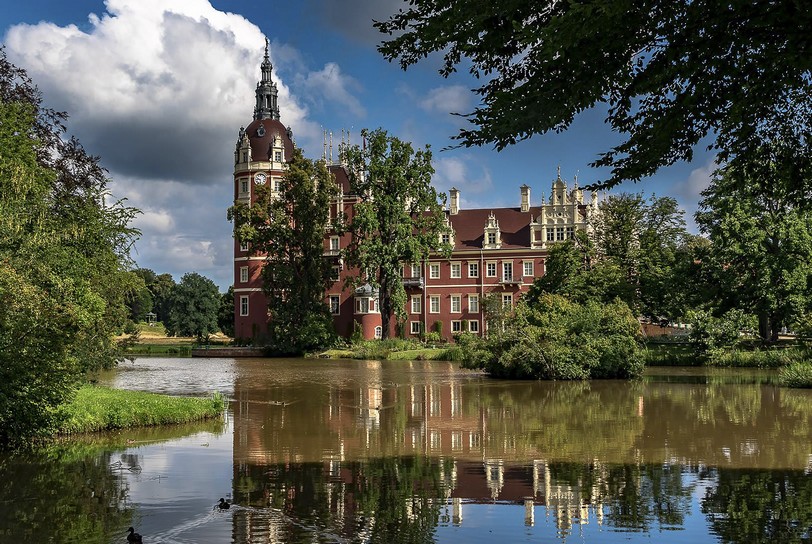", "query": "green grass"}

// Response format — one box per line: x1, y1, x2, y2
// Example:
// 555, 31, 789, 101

56, 386, 225, 435
778, 362, 812, 388
642, 343, 698, 366
707, 346, 807, 368
121, 344, 193, 356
